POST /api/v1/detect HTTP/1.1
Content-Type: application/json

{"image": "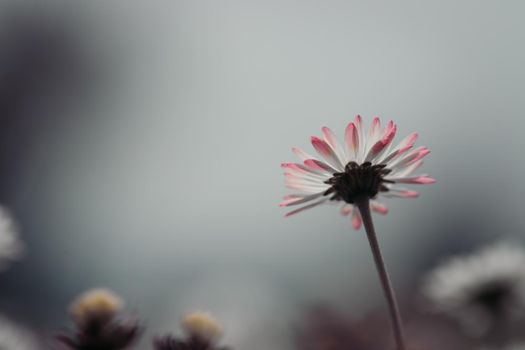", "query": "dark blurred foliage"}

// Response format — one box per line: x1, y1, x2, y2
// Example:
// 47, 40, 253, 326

294, 305, 372, 350
57, 313, 141, 350
154, 335, 232, 350
294, 304, 474, 350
